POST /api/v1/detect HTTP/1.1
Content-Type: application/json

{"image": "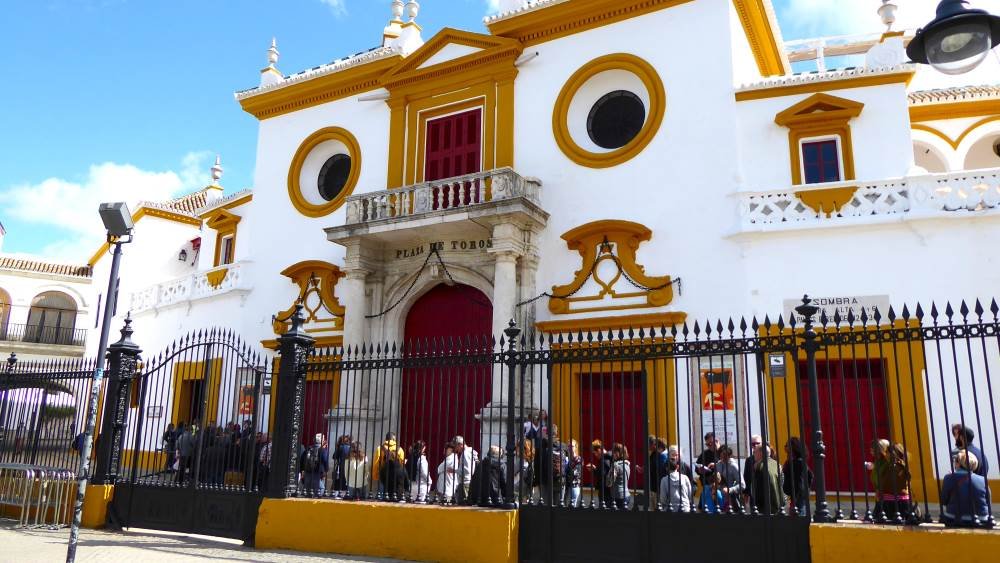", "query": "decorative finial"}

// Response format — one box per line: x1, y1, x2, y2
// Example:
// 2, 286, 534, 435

405, 0, 419, 23
211, 155, 223, 186
392, 0, 404, 21
267, 37, 279, 67
878, 1, 898, 31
